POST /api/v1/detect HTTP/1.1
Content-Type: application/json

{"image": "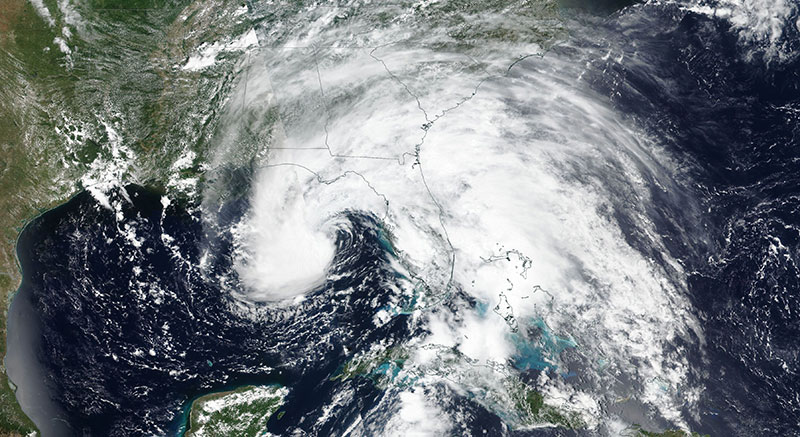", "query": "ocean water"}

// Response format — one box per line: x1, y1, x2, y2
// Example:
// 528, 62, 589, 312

8, 186, 412, 435
7, 0, 800, 435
